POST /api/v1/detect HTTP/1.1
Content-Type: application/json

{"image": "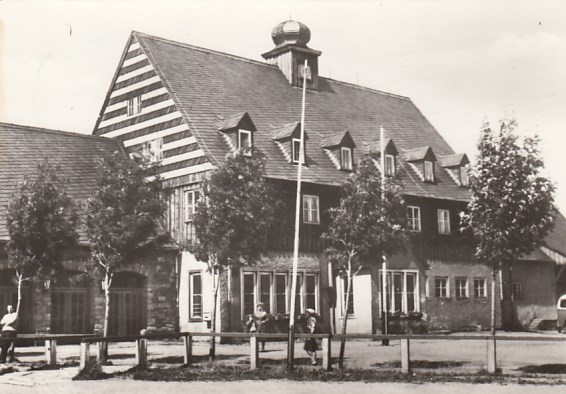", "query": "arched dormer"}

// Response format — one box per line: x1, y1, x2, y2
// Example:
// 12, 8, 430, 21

271, 121, 308, 164
403, 146, 437, 183
320, 130, 356, 171
218, 112, 257, 156
439, 153, 470, 187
